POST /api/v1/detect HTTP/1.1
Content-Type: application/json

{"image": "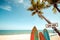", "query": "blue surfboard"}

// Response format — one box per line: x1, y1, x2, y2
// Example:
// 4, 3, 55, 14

43, 29, 50, 40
